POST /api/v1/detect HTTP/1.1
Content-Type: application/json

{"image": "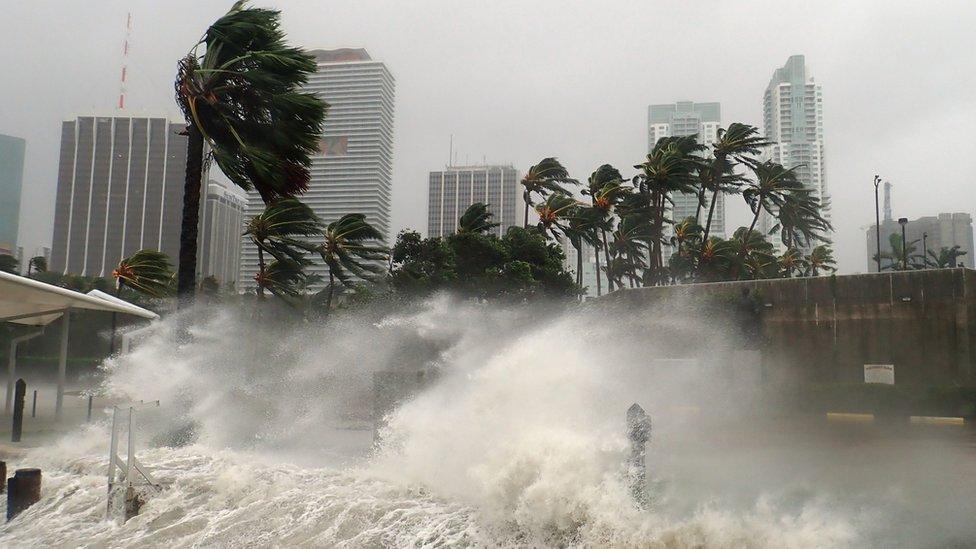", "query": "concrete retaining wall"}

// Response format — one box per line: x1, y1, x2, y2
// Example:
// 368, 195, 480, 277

601, 268, 976, 387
